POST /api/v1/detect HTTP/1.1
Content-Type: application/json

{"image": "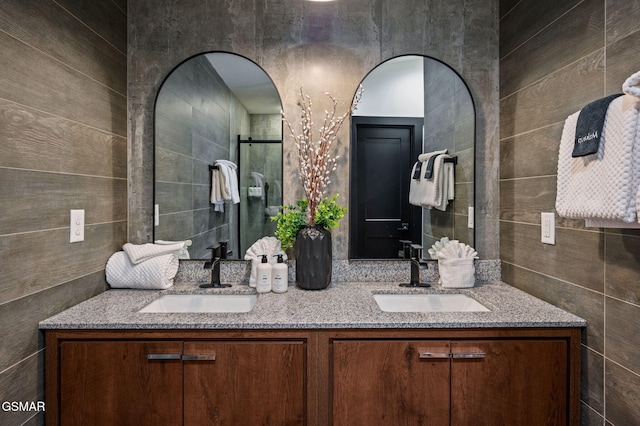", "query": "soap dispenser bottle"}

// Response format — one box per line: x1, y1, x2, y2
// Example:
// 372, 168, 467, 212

256, 255, 272, 293
271, 254, 288, 293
